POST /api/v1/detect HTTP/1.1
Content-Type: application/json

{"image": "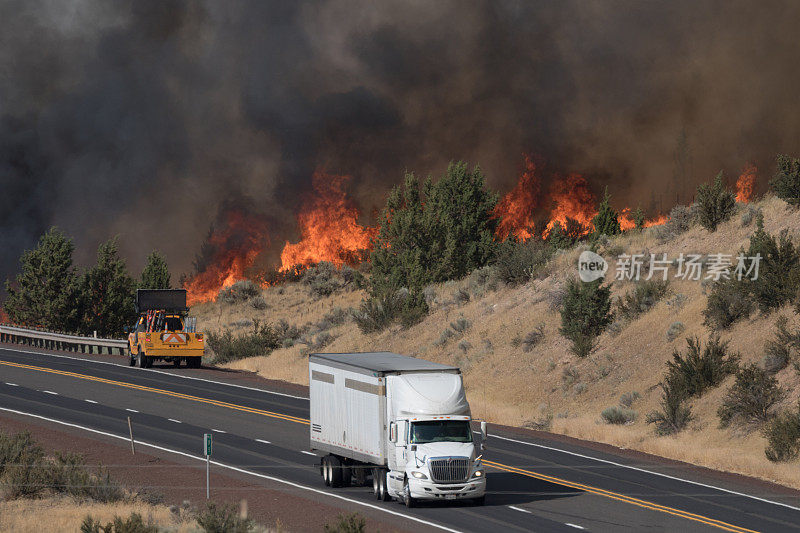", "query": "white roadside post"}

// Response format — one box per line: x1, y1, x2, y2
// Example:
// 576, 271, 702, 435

204, 433, 212, 499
